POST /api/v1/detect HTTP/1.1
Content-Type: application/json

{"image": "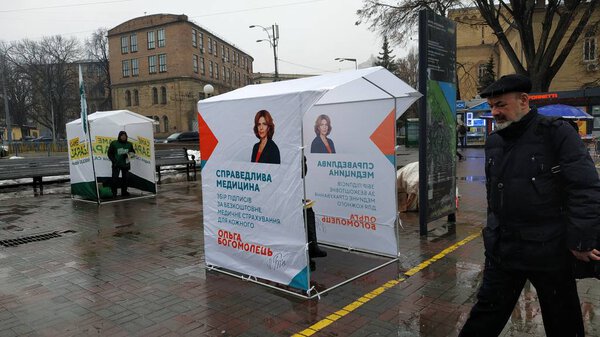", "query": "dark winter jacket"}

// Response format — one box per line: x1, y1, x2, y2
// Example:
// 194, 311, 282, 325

107, 131, 135, 169
251, 139, 280, 164
310, 136, 336, 154
484, 109, 600, 271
